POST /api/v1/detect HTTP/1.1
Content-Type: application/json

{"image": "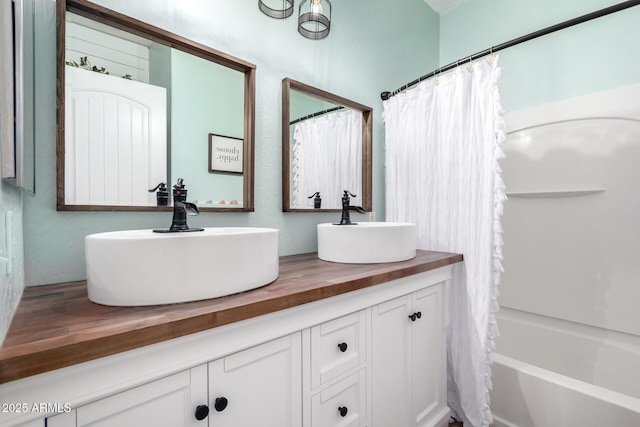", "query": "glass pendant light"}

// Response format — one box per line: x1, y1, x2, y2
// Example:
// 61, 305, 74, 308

298, 0, 331, 39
